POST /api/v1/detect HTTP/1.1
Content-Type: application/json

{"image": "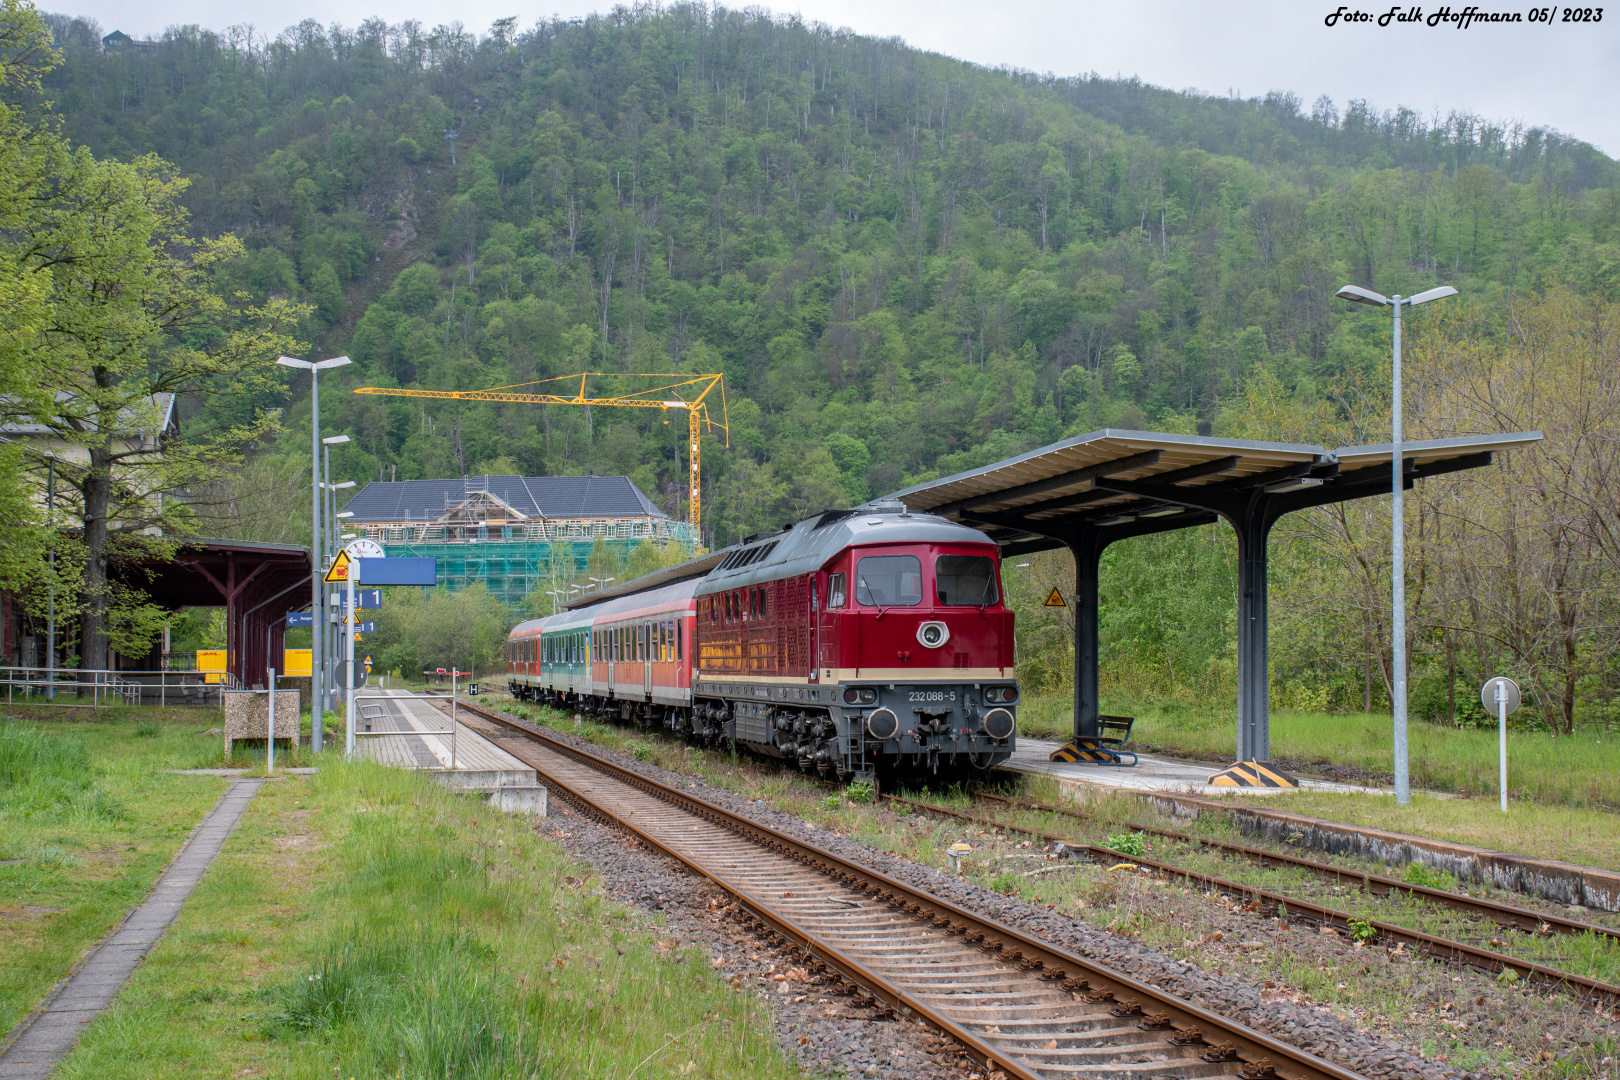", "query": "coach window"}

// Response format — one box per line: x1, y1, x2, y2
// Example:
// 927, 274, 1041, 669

855, 555, 923, 607
826, 572, 846, 609
677, 620, 683, 661
757, 586, 767, 618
